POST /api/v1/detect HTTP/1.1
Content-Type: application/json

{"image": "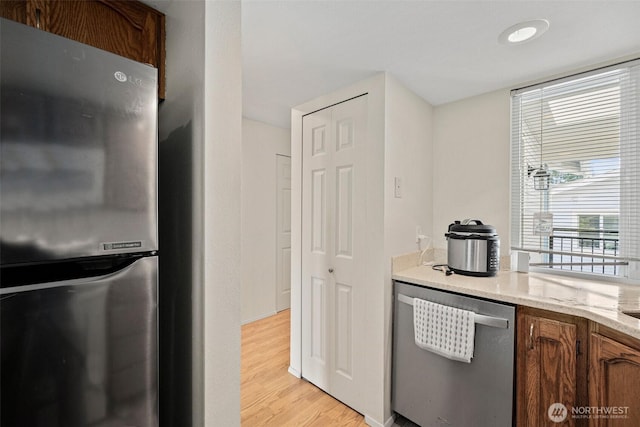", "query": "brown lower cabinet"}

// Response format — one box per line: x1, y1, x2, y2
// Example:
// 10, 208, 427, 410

516, 307, 589, 427
517, 307, 640, 427
589, 325, 640, 427
0, 0, 165, 99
